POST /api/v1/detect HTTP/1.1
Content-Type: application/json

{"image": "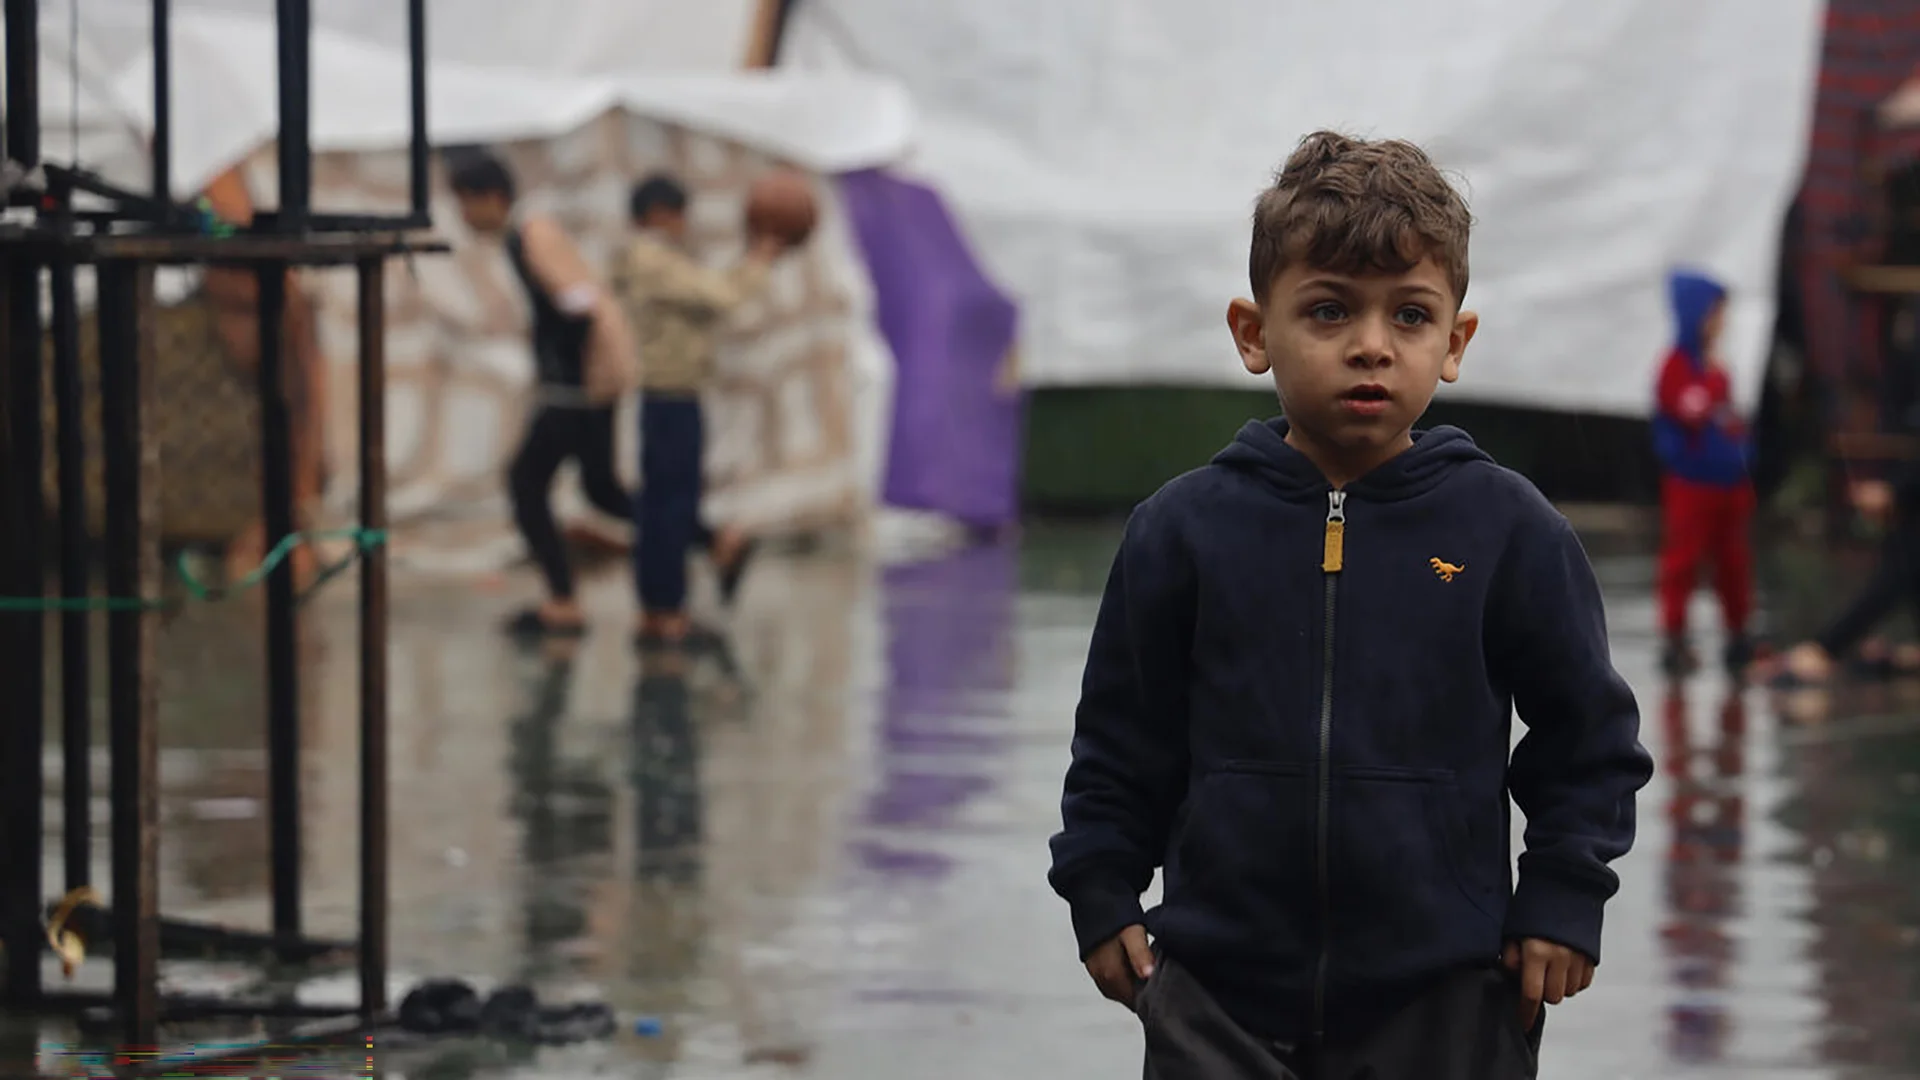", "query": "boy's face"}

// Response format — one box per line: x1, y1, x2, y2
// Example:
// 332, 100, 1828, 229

1701, 298, 1726, 357
455, 190, 511, 234
1227, 256, 1478, 485
640, 206, 688, 241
